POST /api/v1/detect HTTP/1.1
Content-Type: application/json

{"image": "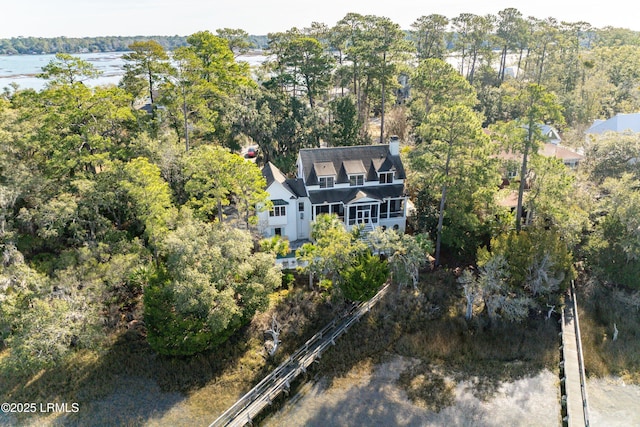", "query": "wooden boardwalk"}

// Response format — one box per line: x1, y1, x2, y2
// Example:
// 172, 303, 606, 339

560, 281, 590, 427
209, 283, 391, 427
